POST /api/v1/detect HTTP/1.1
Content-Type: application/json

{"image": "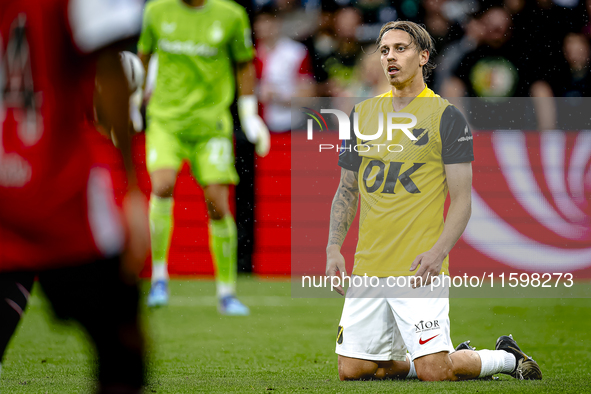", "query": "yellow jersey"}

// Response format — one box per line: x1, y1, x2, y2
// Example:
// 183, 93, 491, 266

338, 87, 474, 277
